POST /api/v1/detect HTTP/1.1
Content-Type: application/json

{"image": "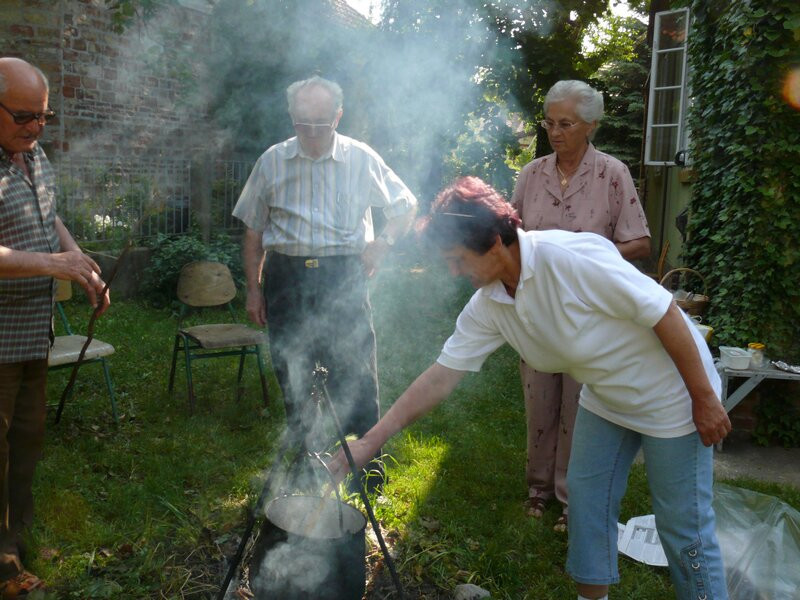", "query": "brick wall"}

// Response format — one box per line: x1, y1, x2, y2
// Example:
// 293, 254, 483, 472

1, 0, 210, 160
